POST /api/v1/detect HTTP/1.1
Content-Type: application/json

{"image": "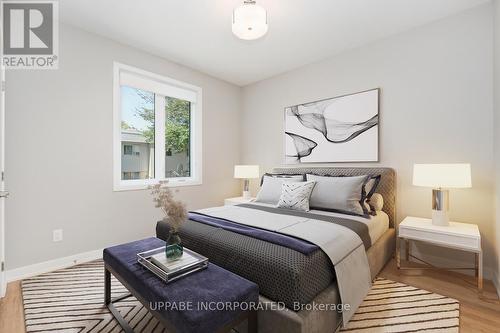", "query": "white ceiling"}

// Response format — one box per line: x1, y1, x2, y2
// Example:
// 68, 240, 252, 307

60, 0, 489, 86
